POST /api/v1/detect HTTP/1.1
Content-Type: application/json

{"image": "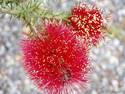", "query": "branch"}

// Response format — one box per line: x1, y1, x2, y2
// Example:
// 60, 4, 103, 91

0, 8, 16, 15
0, 0, 70, 34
